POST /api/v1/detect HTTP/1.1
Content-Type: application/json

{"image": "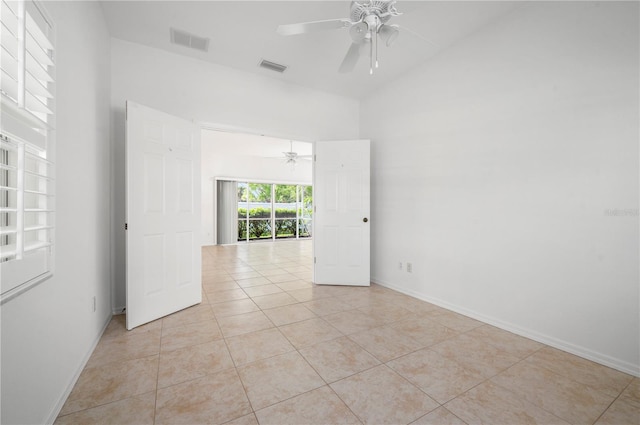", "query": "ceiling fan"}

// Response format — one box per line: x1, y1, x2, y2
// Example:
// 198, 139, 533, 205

277, 1, 409, 75
282, 141, 312, 168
